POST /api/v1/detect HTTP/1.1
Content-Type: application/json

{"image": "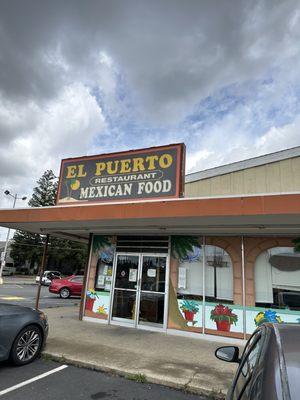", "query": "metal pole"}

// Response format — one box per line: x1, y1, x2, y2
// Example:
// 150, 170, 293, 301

35, 234, 49, 310
241, 236, 247, 340
0, 195, 17, 284
202, 236, 206, 335
79, 233, 93, 320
